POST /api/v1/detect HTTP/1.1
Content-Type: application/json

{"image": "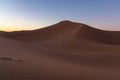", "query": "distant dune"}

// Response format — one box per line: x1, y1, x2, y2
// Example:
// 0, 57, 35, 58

2, 20, 120, 45
0, 20, 120, 80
